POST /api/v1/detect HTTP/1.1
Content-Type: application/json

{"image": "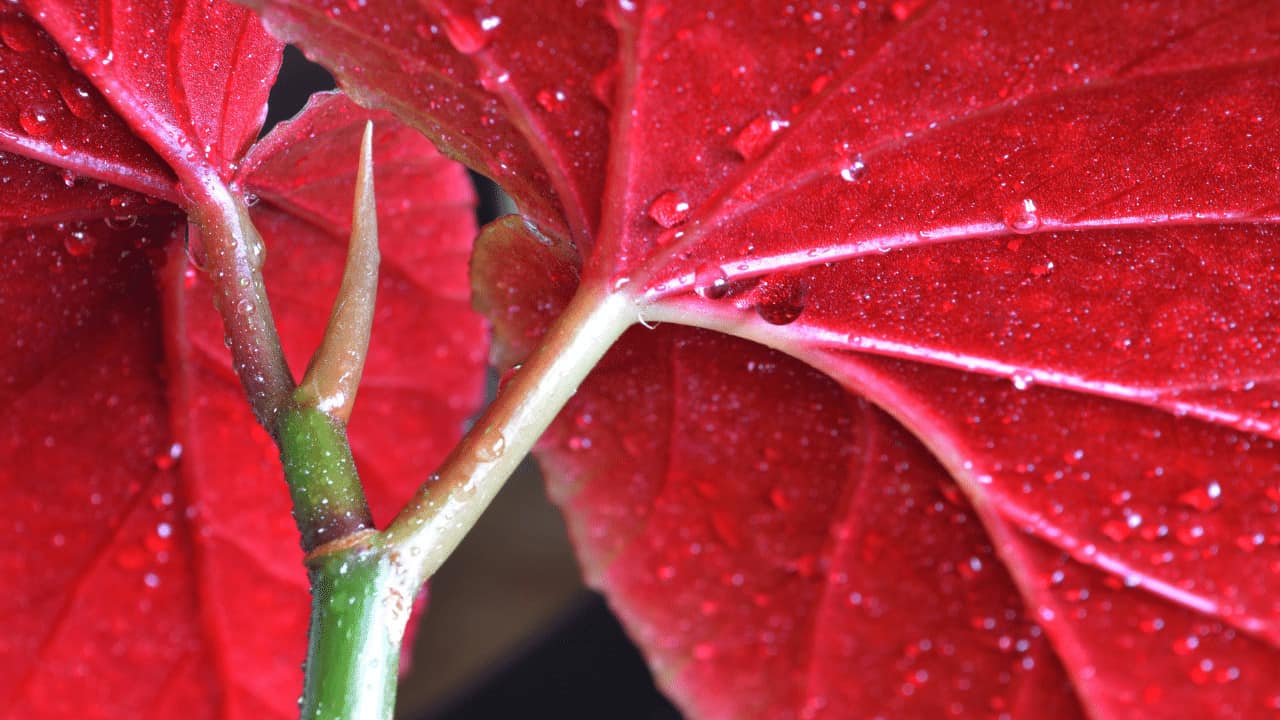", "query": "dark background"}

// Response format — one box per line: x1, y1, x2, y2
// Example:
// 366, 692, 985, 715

266, 47, 682, 720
